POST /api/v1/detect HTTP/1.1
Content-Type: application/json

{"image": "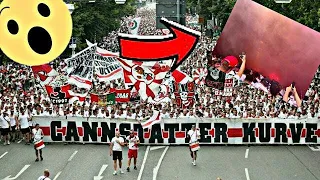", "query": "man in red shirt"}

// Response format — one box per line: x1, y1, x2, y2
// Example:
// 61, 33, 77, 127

126, 130, 140, 172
